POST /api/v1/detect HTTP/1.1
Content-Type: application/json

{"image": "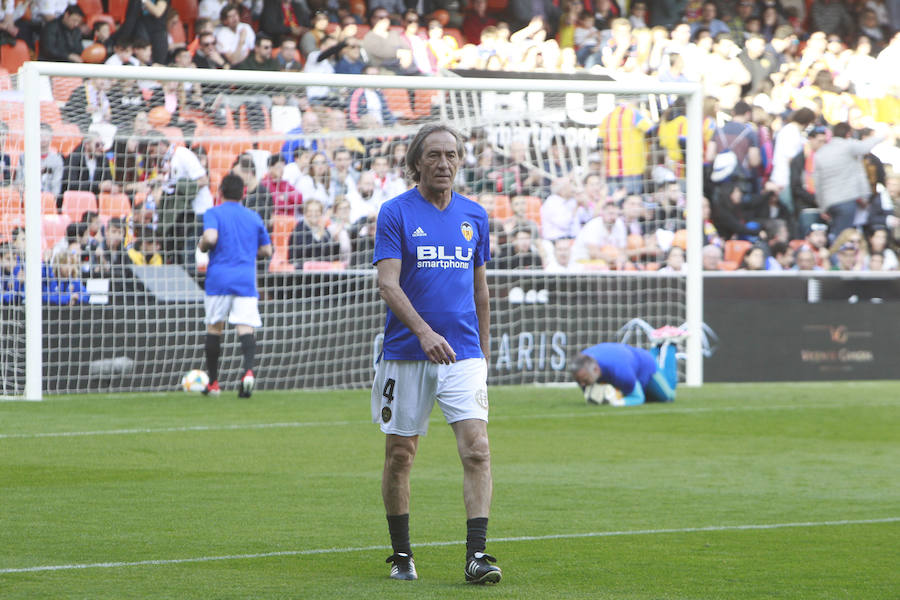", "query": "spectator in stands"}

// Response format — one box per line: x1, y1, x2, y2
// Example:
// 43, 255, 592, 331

703, 34, 751, 111
399, 9, 436, 75
789, 125, 828, 220
828, 228, 865, 270
711, 181, 764, 241
331, 148, 359, 198
299, 10, 330, 58
503, 195, 540, 241
234, 32, 280, 69
0, 122, 13, 185
571, 200, 628, 265
43, 250, 88, 305
38, 5, 84, 63
259, 0, 308, 45
64, 134, 112, 196
764, 240, 794, 270
362, 7, 406, 71
770, 108, 817, 212
347, 170, 383, 224
17, 124, 64, 200
465, 140, 500, 194
426, 19, 458, 69
295, 151, 334, 208
542, 237, 580, 272
702, 243, 722, 270
216, 3, 256, 66
92, 217, 129, 278
496, 140, 542, 197
866, 226, 898, 270
194, 30, 231, 68
738, 244, 767, 271
277, 37, 304, 70
739, 34, 777, 99
691, 1, 730, 38
597, 102, 652, 196
303, 35, 339, 104
710, 100, 762, 196
541, 175, 582, 242
494, 226, 543, 270
105, 37, 139, 67
658, 244, 686, 272
809, 0, 855, 40
199, 0, 229, 24
814, 122, 888, 239
290, 198, 339, 266
369, 154, 407, 201
462, 0, 497, 45
231, 152, 274, 227
260, 153, 303, 219
347, 66, 398, 126
0, 241, 22, 304
127, 226, 164, 265
334, 36, 367, 73
327, 197, 353, 264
